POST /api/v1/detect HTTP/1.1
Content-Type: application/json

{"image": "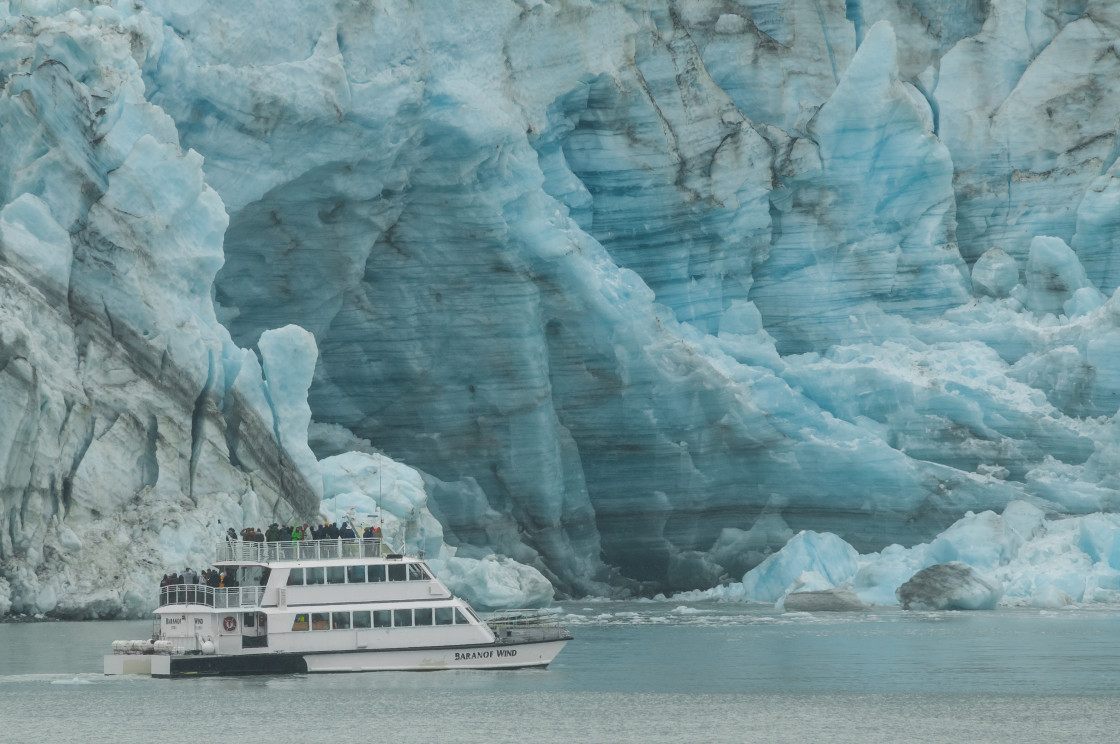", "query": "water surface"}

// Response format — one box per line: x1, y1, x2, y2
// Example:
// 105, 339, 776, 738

3, 602, 1119, 743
